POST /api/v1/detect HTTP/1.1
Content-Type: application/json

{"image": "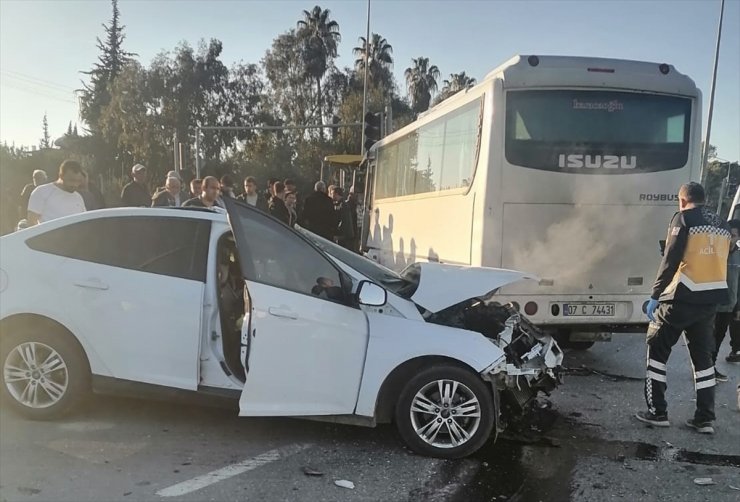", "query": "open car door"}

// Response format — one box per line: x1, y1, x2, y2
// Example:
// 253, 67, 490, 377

223, 197, 370, 416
